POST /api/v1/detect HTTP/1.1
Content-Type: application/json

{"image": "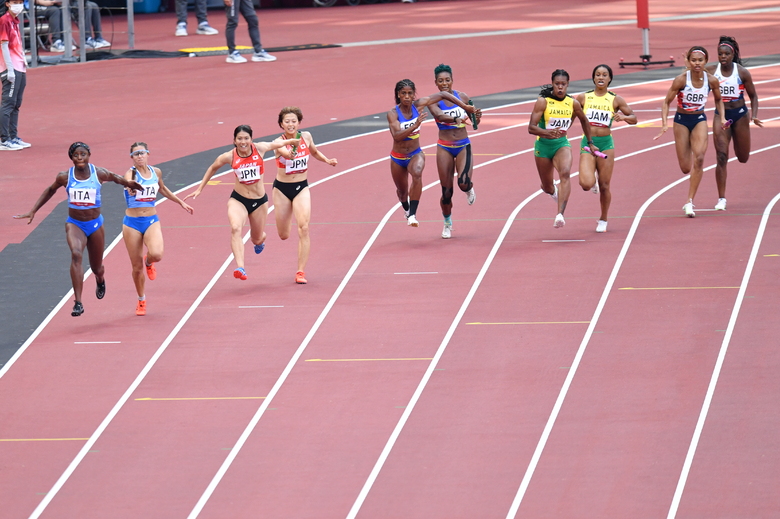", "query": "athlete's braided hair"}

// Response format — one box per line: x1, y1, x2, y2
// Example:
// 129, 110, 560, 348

592, 64, 613, 86
68, 142, 91, 159
394, 79, 416, 105
718, 36, 742, 65
434, 63, 452, 78
687, 46, 709, 63
233, 124, 253, 140
539, 69, 570, 98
